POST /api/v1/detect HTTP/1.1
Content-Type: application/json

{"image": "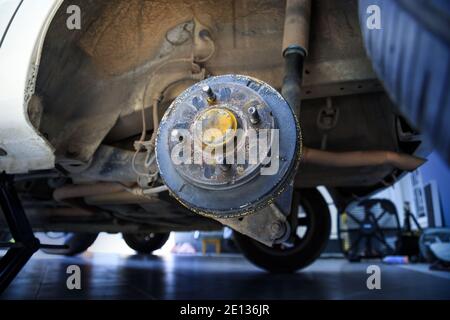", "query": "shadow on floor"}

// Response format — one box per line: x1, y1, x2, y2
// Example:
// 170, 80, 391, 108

1, 252, 450, 300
